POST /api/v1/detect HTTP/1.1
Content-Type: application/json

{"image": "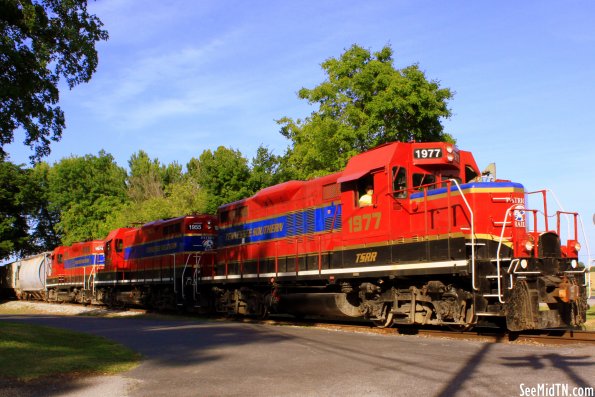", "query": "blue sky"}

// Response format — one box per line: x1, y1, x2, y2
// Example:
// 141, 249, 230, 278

6, 0, 595, 265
